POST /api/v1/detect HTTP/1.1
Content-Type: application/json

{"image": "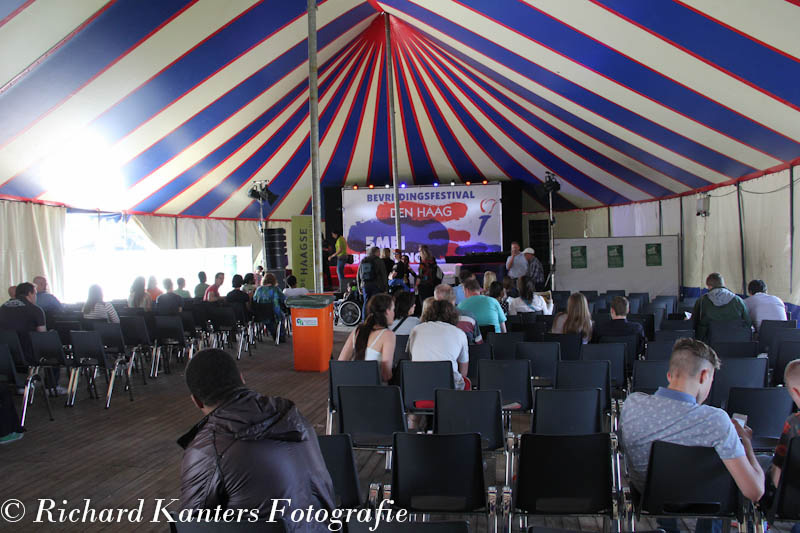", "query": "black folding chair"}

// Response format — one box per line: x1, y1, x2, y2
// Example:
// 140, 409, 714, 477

768, 329, 800, 370
120, 316, 152, 386
710, 341, 758, 359
515, 433, 614, 532
775, 341, 800, 385
434, 389, 511, 484
758, 319, 797, 354
327, 360, 381, 434
399, 360, 453, 414
478, 359, 532, 430
654, 329, 694, 343
152, 315, 188, 376
767, 436, 800, 526
484, 332, 525, 360
30, 330, 72, 405
390, 432, 490, 520
660, 319, 692, 331
633, 442, 740, 528
581, 343, 626, 392
708, 357, 768, 408
516, 342, 559, 388
317, 434, 368, 509
467, 343, 492, 389
337, 385, 406, 468
628, 313, 655, 341
542, 333, 582, 361
71, 330, 133, 408
532, 388, 602, 435
646, 340, 674, 361
348, 522, 469, 533
599, 335, 638, 378
556, 360, 611, 415
0, 331, 53, 427
393, 335, 410, 369
631, 360, 669, 394
708, 320, 752, 344
726, 387, 793, 452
